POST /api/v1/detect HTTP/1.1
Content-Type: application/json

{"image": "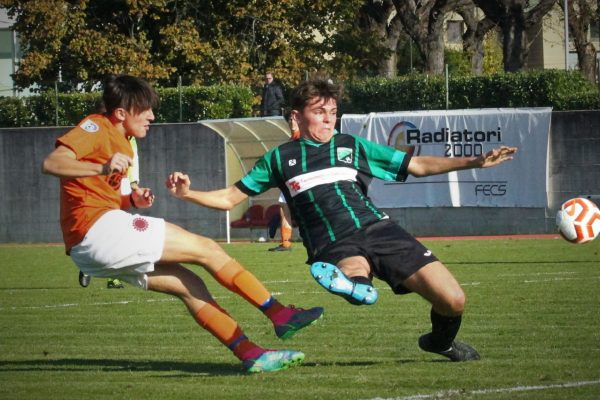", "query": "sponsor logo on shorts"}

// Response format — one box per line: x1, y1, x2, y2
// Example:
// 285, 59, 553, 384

424, 250, 432, 257
80, 119, 99, 133
288, 159, 297, 166
133, 217, 149, 232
